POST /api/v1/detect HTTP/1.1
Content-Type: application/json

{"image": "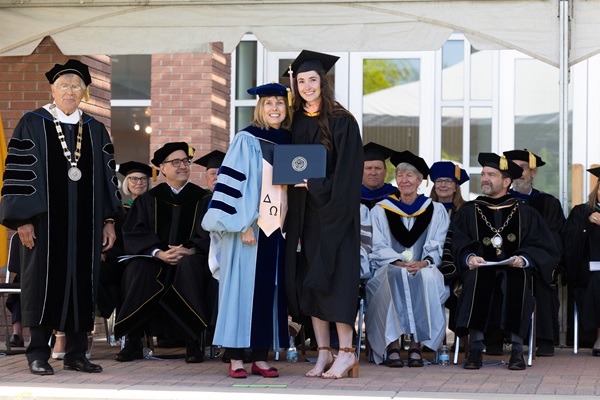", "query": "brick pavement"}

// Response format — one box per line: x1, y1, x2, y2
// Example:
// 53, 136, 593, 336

2, 340, 600, 399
